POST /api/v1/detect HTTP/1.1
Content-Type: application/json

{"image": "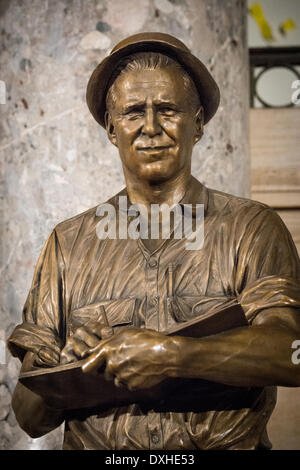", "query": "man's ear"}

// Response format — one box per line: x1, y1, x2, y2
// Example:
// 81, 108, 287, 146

105, 110, 118, 147
194, 106, 204, 144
